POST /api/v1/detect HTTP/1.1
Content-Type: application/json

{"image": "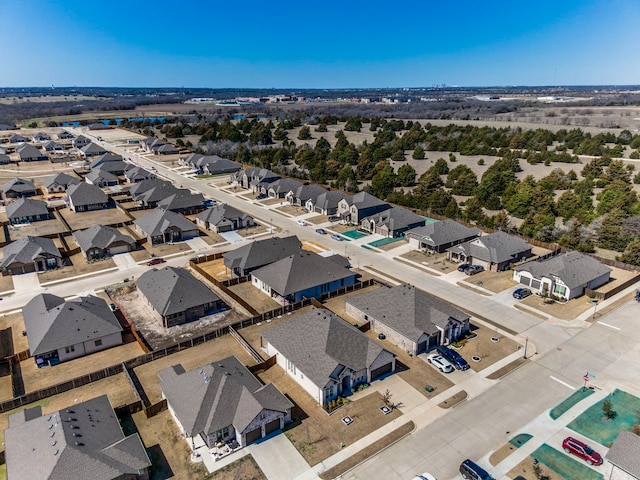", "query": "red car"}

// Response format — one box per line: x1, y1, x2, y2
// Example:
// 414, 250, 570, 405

146, 257, 166, 266
562, 437, 603, 465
